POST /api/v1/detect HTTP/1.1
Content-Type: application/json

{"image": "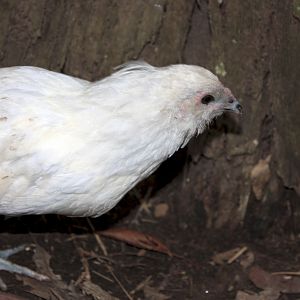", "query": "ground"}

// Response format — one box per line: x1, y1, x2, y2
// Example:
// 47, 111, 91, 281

0, 180, 299, 300
0, 171, 300, 300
